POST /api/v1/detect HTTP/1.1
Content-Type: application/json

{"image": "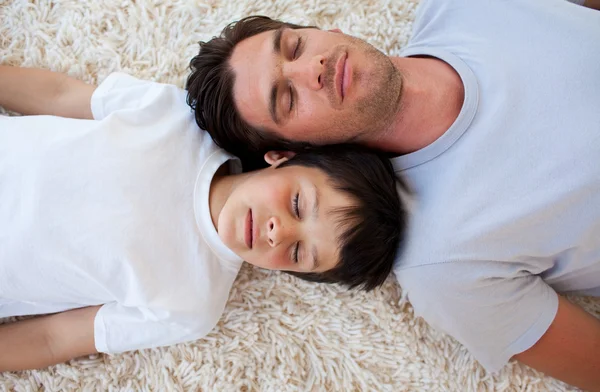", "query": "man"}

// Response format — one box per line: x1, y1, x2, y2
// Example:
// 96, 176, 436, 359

185, 0, 600, 389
